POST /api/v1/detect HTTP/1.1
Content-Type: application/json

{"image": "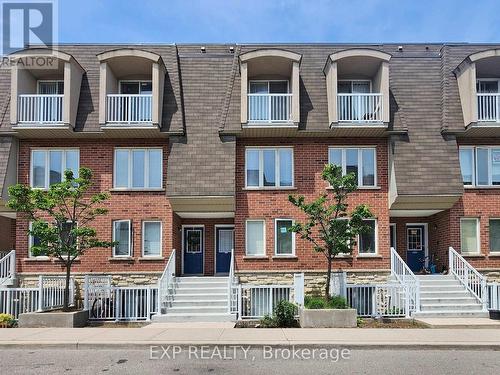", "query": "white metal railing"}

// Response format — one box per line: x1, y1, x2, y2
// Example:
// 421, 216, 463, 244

477, 93, 500, 122
449, 246, 488, 311
38, 275, 75, 311
85, 284, 158, 321
227, 249, 238, 314
489, 283, 500, 310
18, 94, 64, 123
239, 284, 293, 319
157, 249, 176, 315
0, 250, 15, 285
346, 284, 407, 317
337, 93, 383, 123
0, 288, 39, 319
248, 93, 292, 123
390, 247, 420, 315
106, 94, 152, 123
